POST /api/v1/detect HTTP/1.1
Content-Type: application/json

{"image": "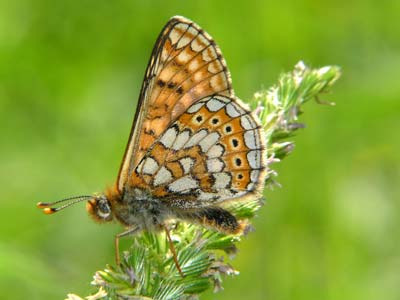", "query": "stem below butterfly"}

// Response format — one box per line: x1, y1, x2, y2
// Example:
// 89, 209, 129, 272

163, 225, 185, 277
